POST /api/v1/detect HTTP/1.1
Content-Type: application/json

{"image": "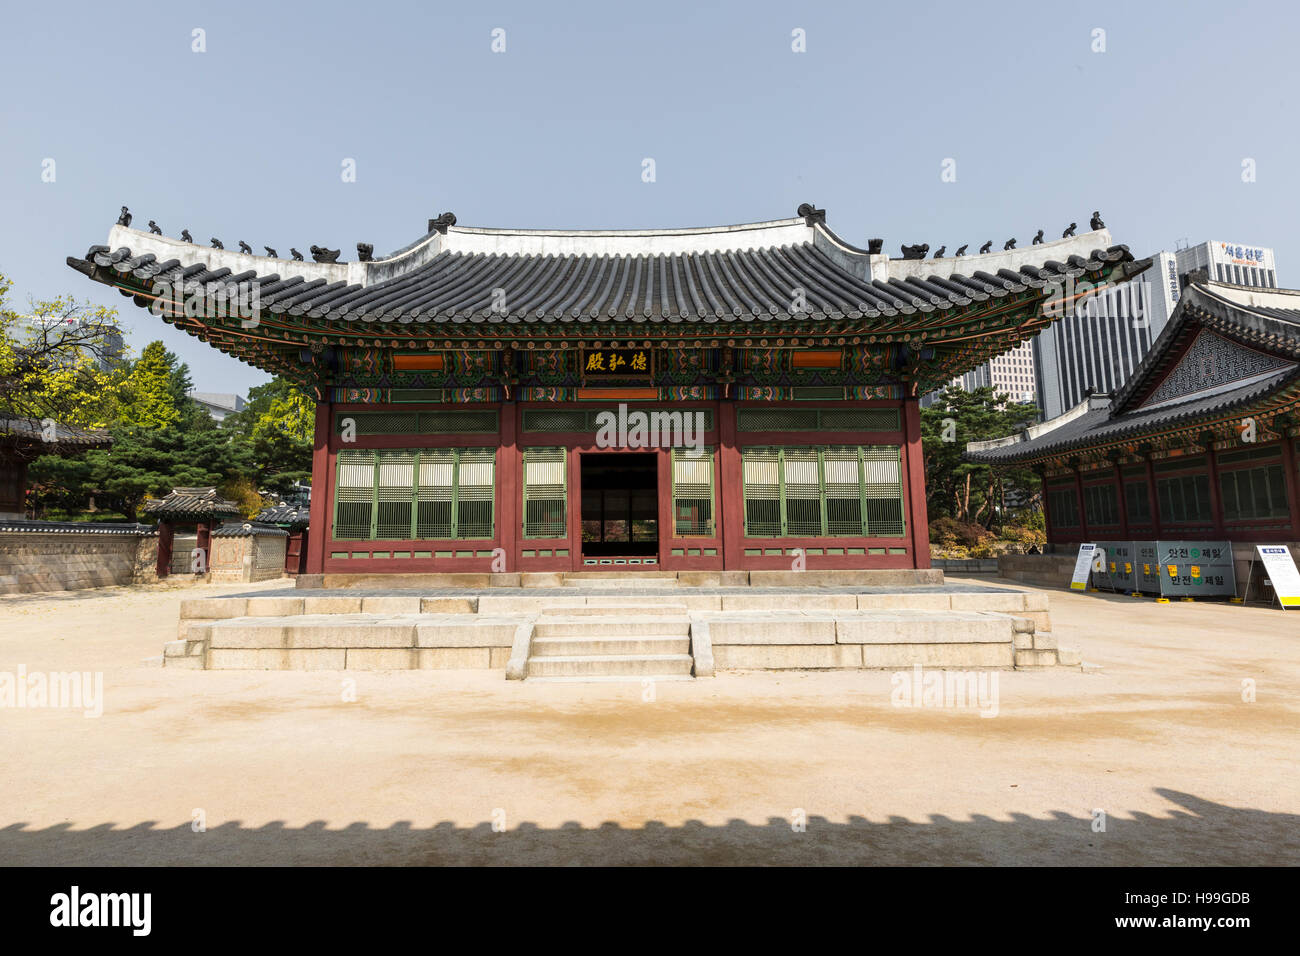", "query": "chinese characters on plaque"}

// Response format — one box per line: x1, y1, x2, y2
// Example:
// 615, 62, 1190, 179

581, 348, 652, 379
